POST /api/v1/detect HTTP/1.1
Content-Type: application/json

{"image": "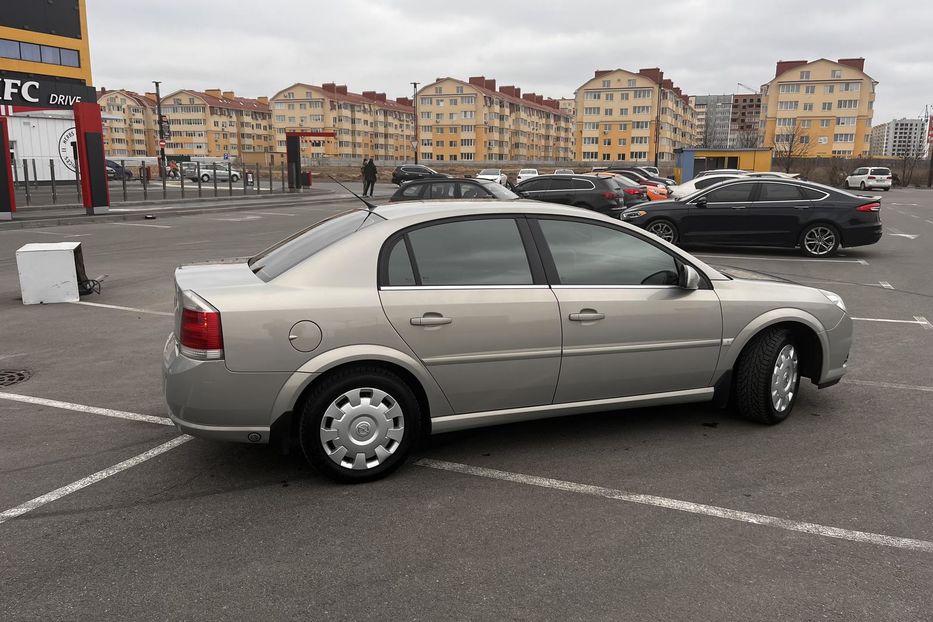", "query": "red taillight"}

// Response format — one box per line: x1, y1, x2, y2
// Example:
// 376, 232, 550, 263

602, 191, 617, 200
867, 176, 876, 180
623, 188, 641, 195
856, 202, 881, 212
179, 292, 223, 359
